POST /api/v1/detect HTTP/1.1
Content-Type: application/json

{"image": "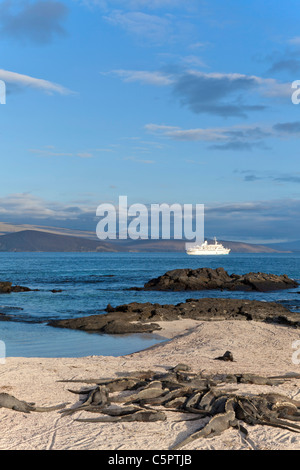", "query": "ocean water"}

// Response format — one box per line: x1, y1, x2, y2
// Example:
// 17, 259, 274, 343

0, 252, 300, 358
